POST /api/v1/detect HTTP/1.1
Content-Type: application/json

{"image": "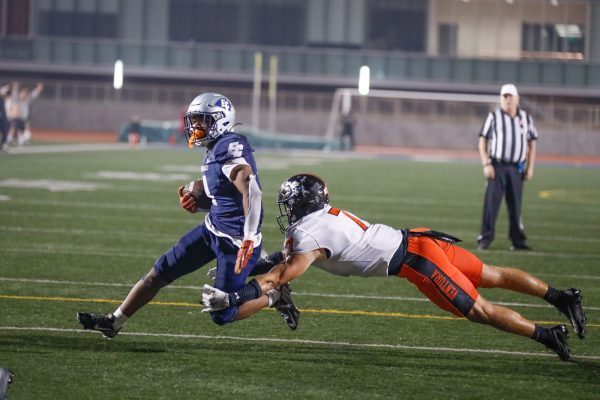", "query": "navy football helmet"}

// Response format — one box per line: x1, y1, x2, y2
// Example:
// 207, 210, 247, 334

184, 93, 236, 147
276, 174, 329, 233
